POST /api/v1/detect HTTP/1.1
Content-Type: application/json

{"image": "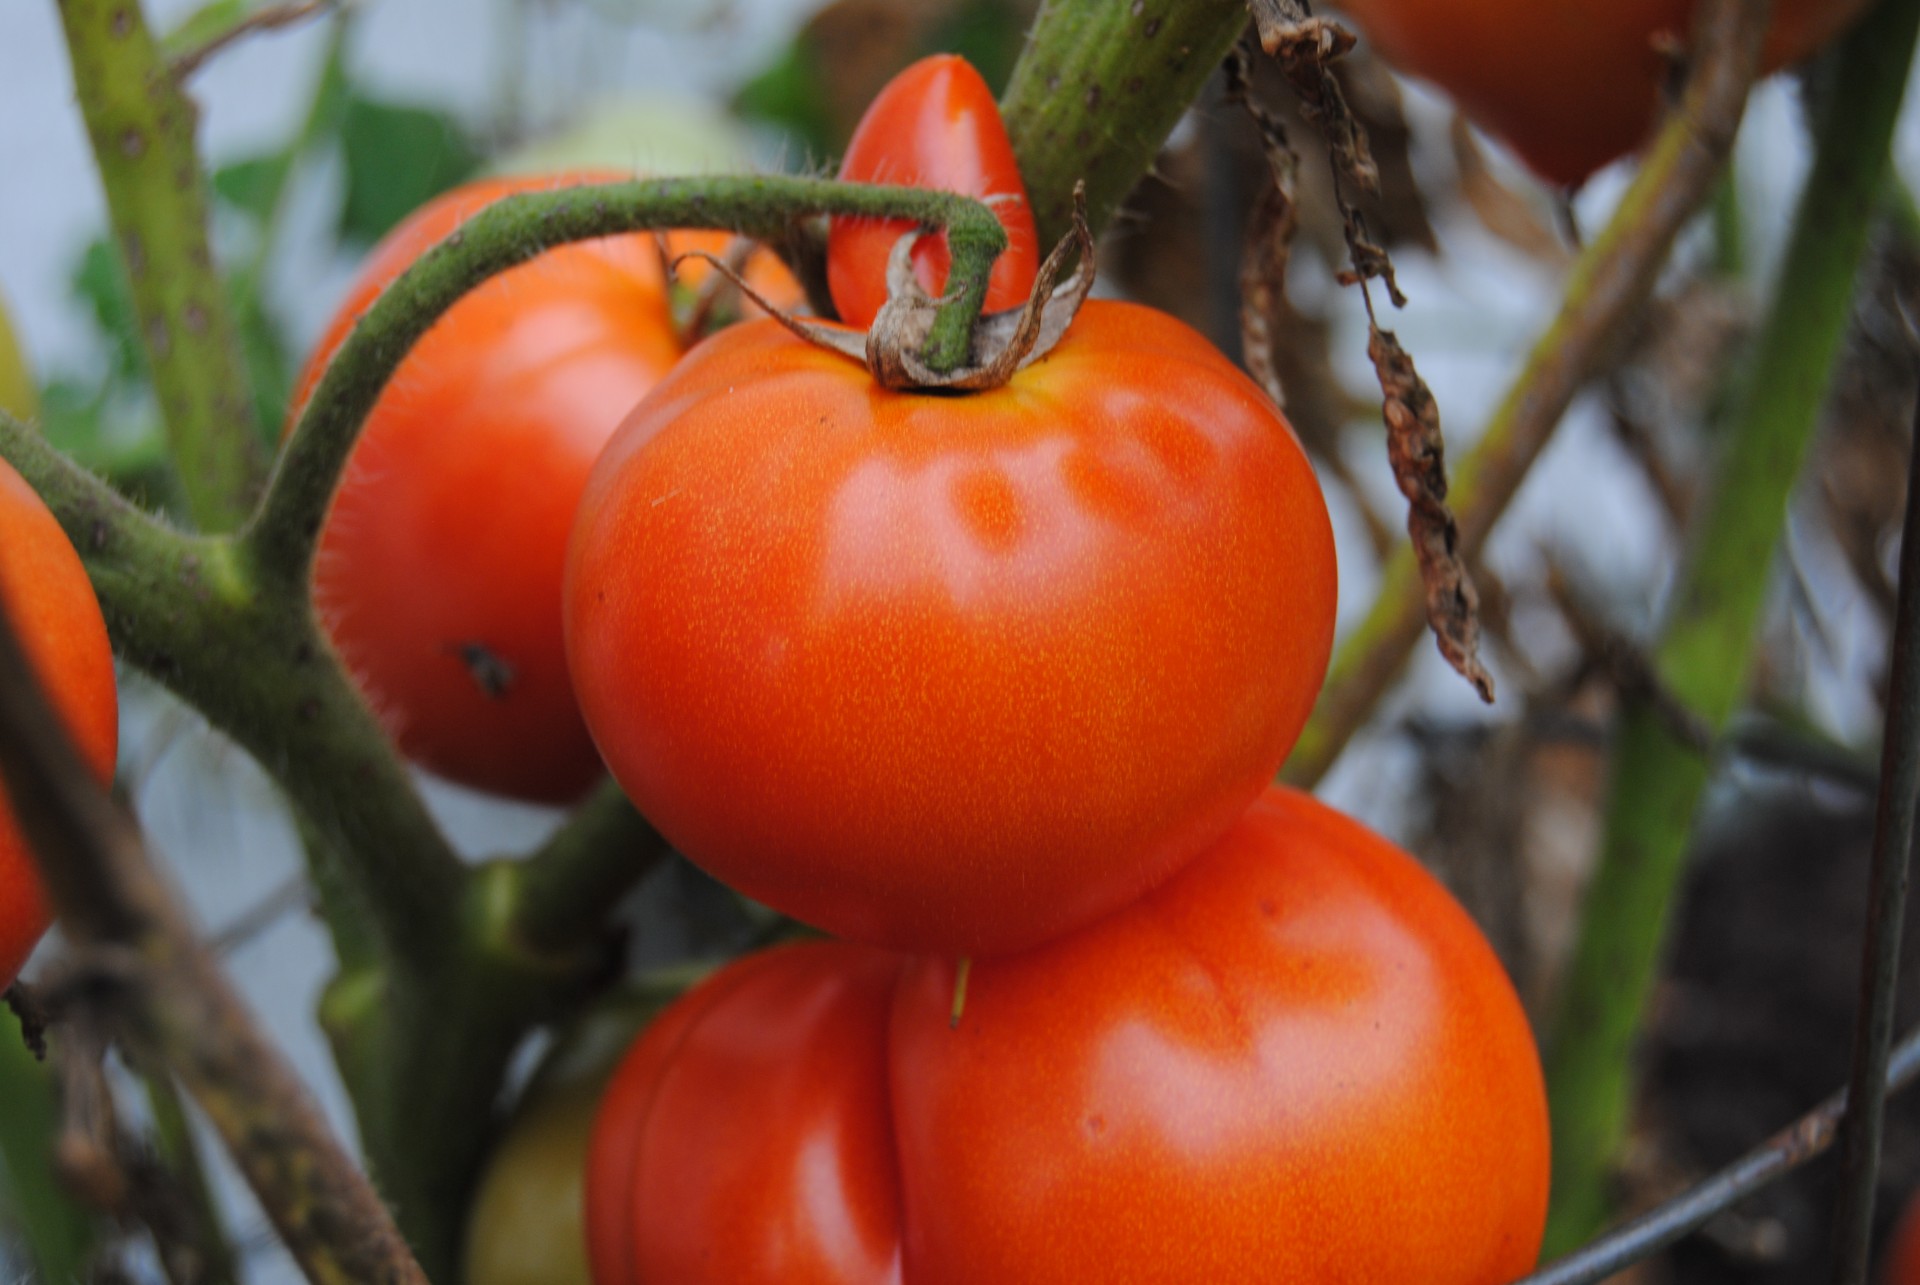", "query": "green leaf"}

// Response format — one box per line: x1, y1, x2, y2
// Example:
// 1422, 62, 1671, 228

733, 39, 835, 162
213, 153, 293, 223
338, 95, 482, 245
0, 1011, 97, 1284
69, 238, 144, 386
